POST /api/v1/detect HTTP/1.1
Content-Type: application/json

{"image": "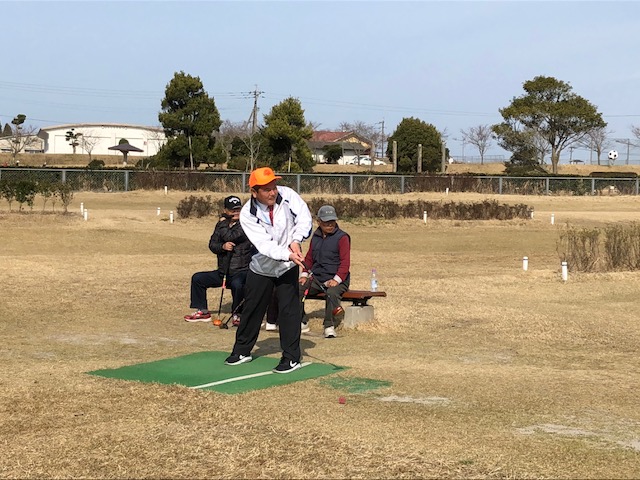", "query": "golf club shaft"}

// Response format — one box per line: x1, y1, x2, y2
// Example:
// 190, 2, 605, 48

216, 251, 232, 318
312, 277, 342, 328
